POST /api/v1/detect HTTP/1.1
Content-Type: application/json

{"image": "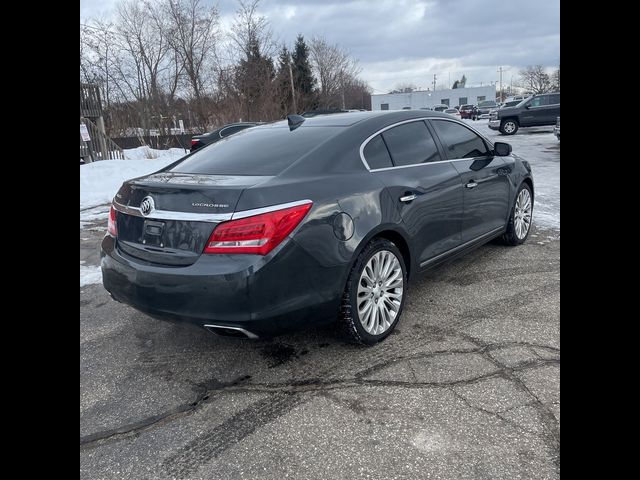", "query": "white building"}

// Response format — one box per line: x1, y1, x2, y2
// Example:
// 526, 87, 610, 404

371, 85, 497, 110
